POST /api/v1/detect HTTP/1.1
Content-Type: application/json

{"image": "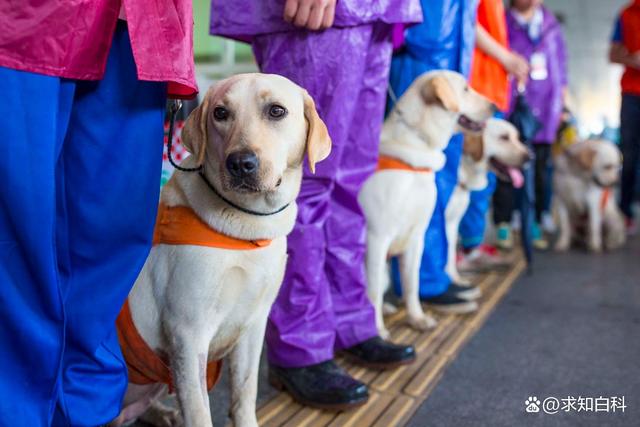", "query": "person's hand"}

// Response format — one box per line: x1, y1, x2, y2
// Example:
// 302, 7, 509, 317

503, 52, 530, 84
284, 0, 336, 30
630, 51, 640, 70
